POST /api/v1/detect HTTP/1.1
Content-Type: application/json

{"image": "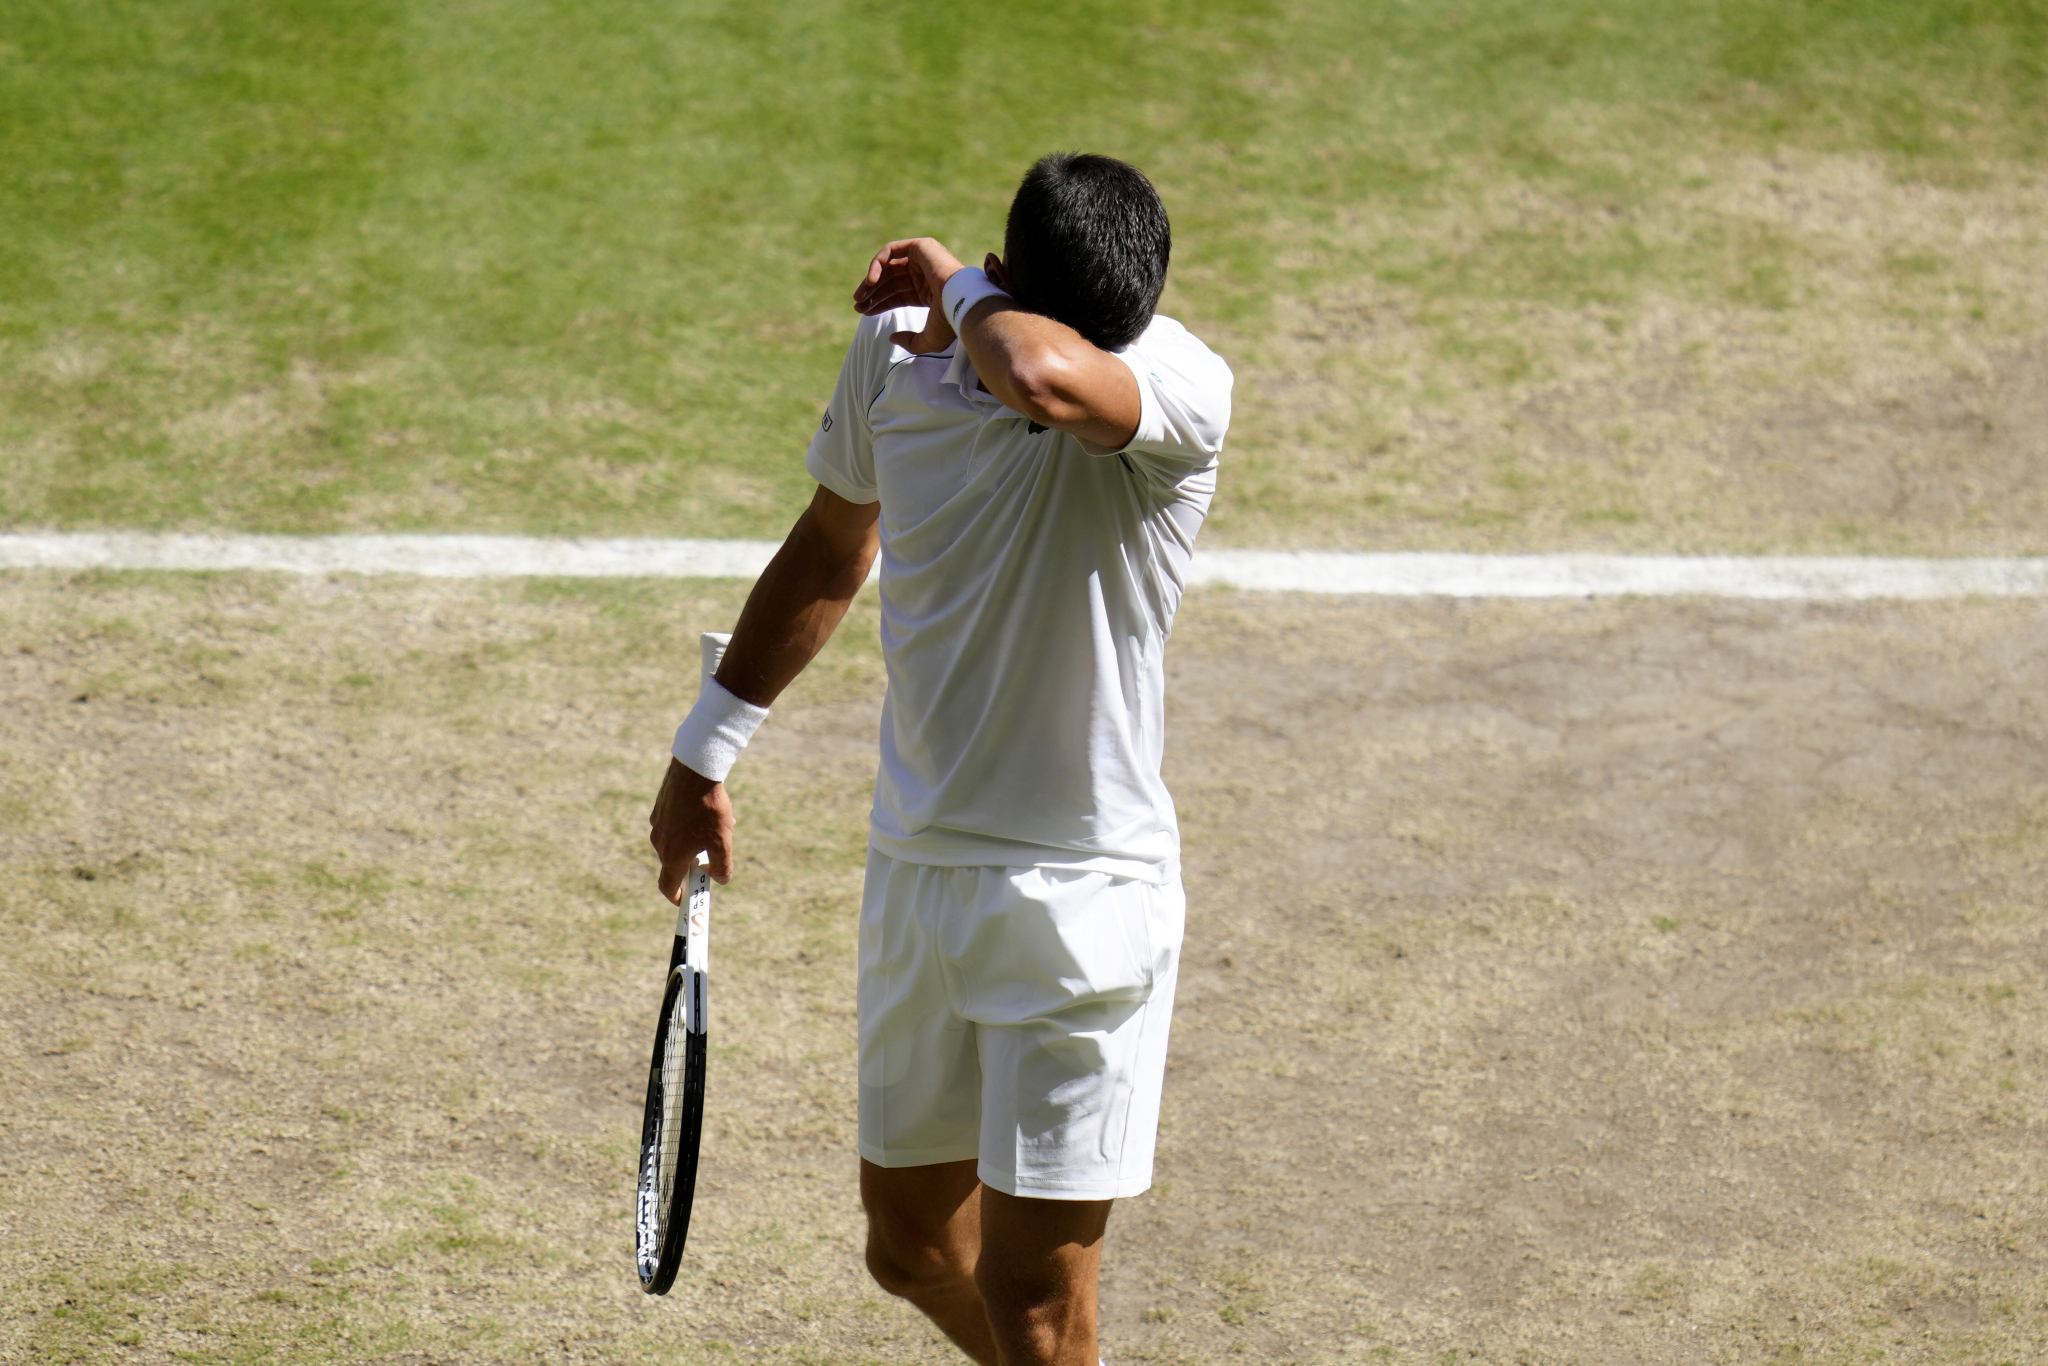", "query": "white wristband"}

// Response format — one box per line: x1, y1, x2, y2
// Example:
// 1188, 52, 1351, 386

673, 676, 768, 783
941, 266, 1011, 333
672, 632, 767, 783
